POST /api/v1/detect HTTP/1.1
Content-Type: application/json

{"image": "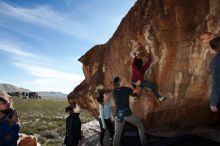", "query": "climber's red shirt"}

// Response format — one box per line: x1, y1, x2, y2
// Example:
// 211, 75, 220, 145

132, 53, 152, 83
